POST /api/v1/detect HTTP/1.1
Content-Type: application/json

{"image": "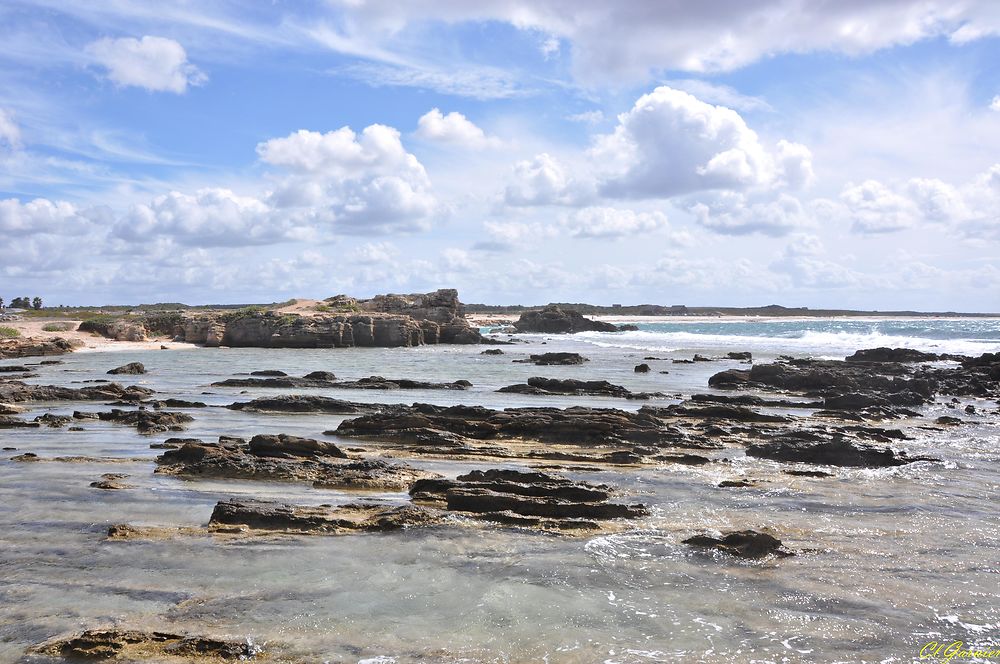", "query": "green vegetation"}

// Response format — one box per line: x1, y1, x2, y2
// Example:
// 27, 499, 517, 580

41, 322, 74, 332
0, 326, 21, 339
